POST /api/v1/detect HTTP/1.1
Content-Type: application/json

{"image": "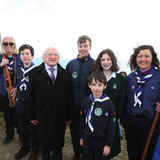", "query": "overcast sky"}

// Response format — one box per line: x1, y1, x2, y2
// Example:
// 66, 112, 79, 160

1, 0, 160, 64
